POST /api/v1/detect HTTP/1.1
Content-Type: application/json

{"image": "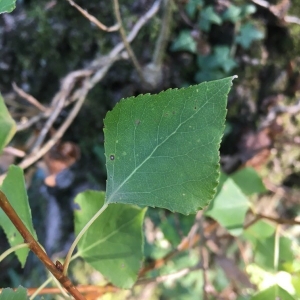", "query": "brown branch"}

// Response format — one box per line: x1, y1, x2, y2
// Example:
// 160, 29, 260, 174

3, 147, 25, 157
136, 264, 202, 285
0, 190, 86, 300
12, 83, 47, 112
25, 285, 118, 297
113, 0, 145, 83
67, 0, 119, 32
255, 213, 300, 225
30, 70, 93, 153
